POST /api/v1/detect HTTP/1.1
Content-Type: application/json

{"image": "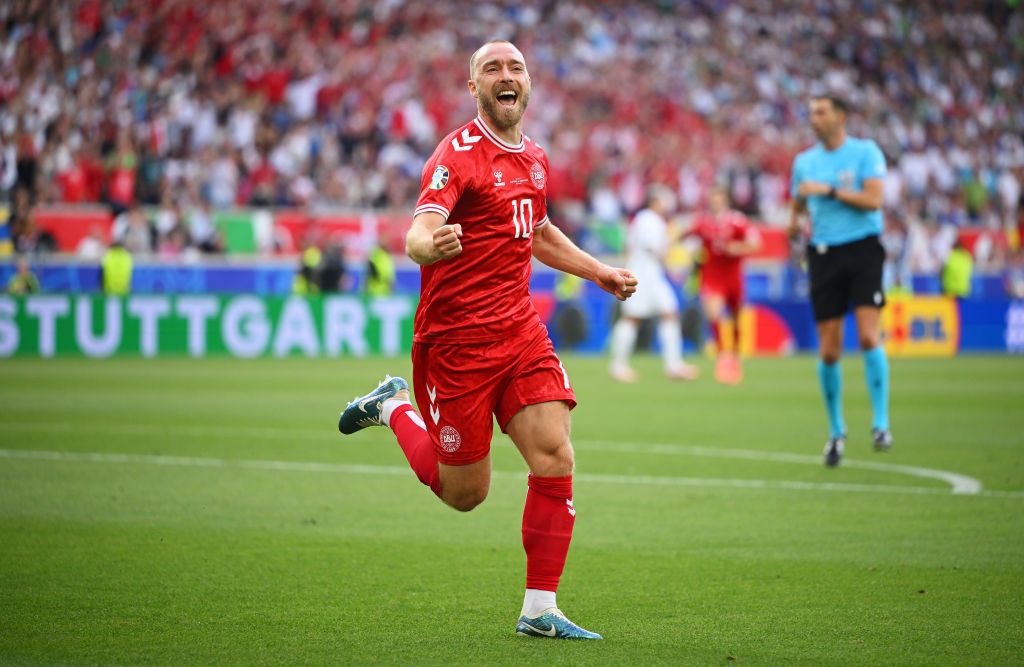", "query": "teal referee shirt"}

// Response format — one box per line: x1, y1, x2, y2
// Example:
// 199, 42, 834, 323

791, 137, 886, 246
